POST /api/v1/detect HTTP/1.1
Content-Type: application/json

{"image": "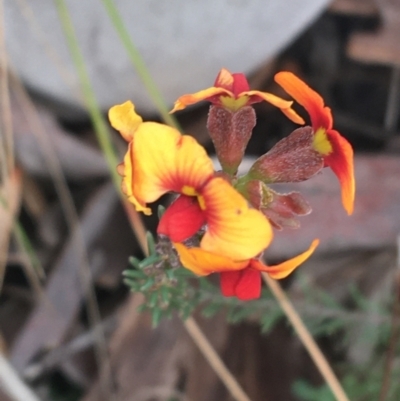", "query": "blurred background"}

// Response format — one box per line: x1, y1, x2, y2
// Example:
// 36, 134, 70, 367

1, 0, 400, 400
